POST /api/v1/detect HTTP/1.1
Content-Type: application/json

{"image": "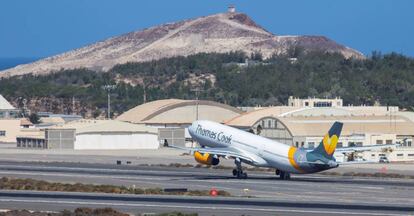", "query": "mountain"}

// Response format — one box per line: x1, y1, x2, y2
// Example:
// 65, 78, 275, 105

0, 11, 364, 78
